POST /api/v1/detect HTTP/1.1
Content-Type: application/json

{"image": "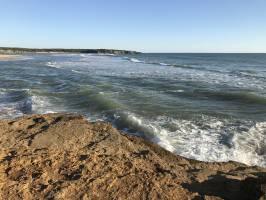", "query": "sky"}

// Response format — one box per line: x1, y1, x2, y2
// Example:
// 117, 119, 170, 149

0, 0, 266, 53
